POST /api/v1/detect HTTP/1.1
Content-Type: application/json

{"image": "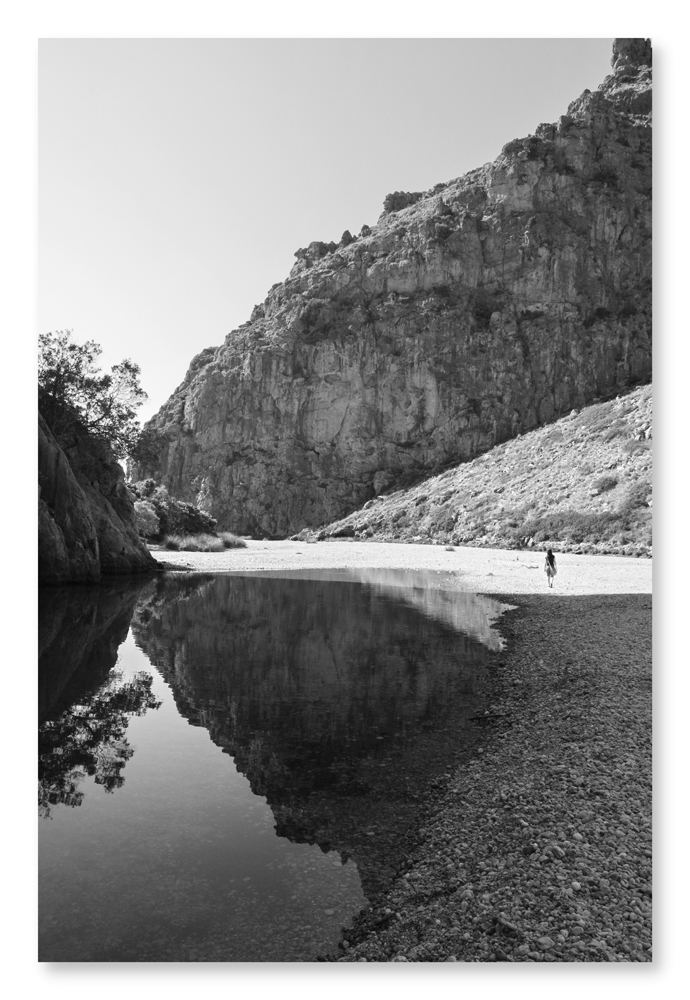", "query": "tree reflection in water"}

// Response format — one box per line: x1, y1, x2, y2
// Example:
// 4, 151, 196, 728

38, 670, 161, 818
